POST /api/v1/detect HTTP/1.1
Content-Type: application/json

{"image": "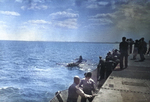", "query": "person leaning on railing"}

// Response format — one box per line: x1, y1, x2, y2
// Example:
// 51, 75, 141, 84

79, 72, 97, 102
67, 76, 93, 102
